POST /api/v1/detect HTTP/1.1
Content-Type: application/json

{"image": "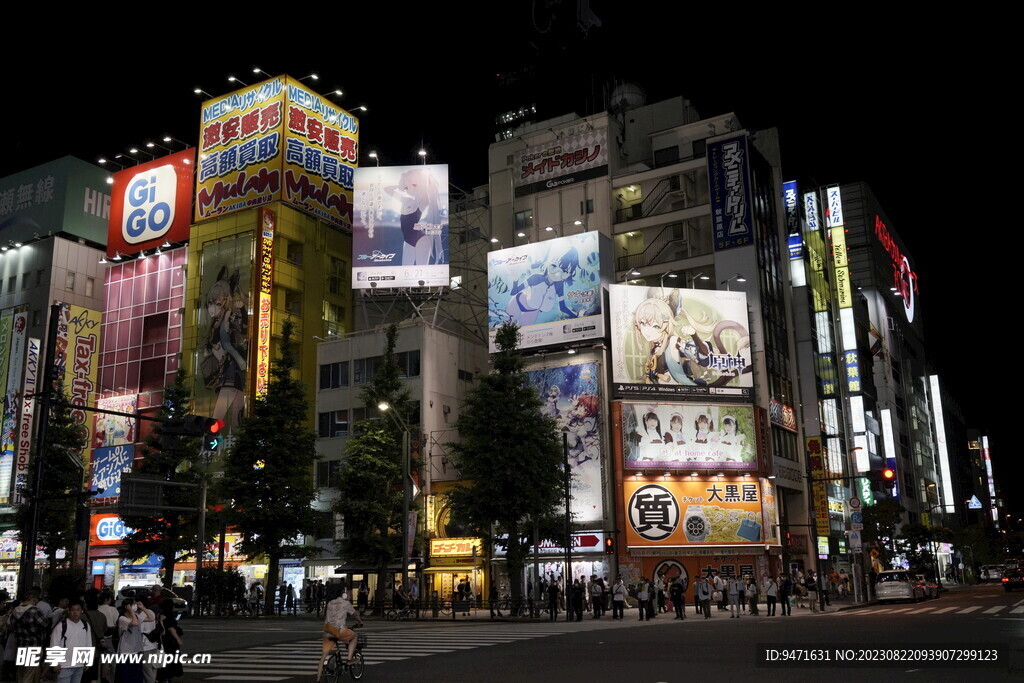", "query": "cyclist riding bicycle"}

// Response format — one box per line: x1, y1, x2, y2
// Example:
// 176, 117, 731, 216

318, 591, 364, 681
